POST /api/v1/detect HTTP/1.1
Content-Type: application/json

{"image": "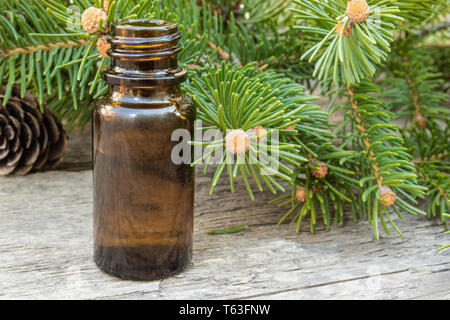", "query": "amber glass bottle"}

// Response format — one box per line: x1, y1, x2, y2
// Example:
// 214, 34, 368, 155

93, 19, 194, 280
